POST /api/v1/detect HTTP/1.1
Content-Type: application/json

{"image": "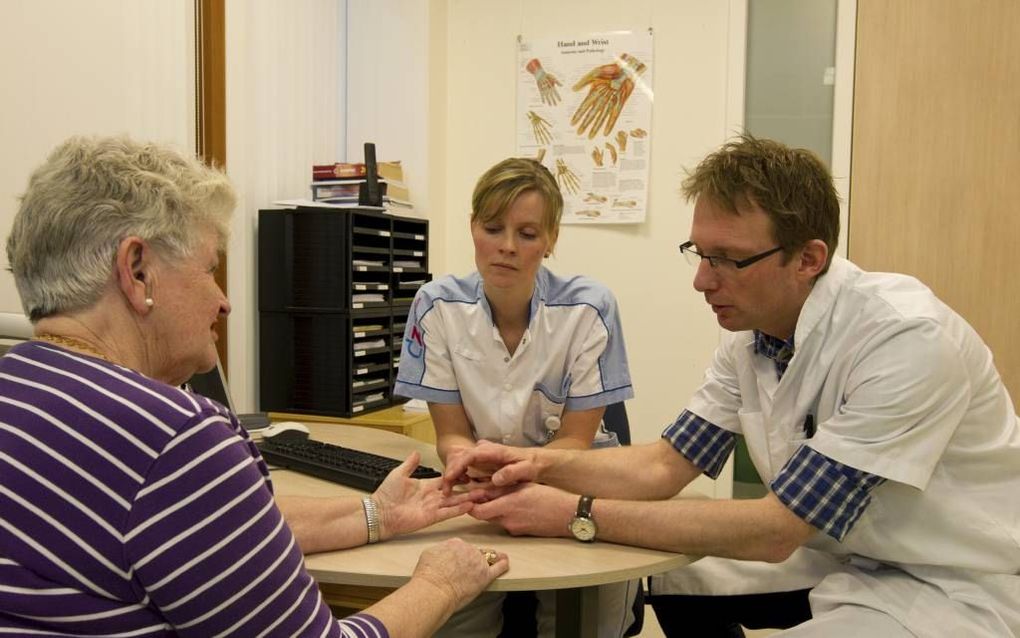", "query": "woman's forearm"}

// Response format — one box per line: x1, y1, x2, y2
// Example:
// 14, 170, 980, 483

276, 495, 368, 554
360, 575, 459, 638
